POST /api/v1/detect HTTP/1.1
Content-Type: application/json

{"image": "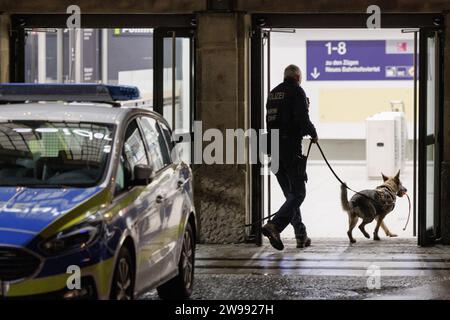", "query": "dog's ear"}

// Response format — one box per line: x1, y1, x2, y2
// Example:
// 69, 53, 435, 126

394, 170, 400, 182
381, 173, 389, 182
